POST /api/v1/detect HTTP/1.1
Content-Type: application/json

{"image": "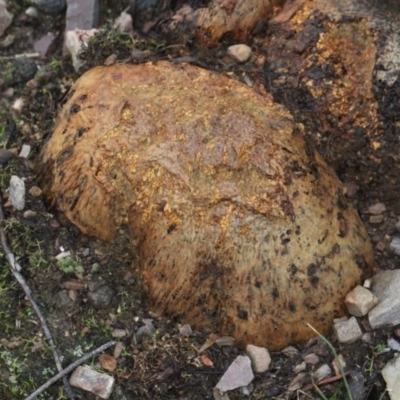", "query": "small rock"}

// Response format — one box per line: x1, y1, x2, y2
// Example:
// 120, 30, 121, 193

34, 32, 56, 56
69, 365, 115, 399
53, 289, 77, 312
9, 175, 25, 210
369, 215, 384, 224
293, 361, 306, 374
178, 324, 192, 337
111, 328, 126, 338
0, 0, 13, 37
65, 0, 99, 34
29, 186, 42, 197
227, 44, 252, 63
313, 364, 331, 382
390, 237, 400, 256
33, 0, 66, 15
87, 285, 113, 309
18, 144, 31, 159
11, 98, 25, 115
332, 354, 346, 376
264, 386, 282, 397
303, 353, 319, 365
215, 355, 254, 392
23, 210, 37, 219
367, 202, 386, 215
113, 342, 125, 359
55, 250, 71, 260
65, 29, 99, 71
0, 149, 14, 167
382, 356, 400, 400
388, 338, 400, 352
345, 285, 379, 317
99, 354, 117, 372
281, 345, 299, 357
395, 220, 400, 233
25, 6, 39, 18
246, 344, 271, 373
369, 270, 400, 329
334, 317, 363, 344
113, 11, 133, 33
136, 321, 156, 343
